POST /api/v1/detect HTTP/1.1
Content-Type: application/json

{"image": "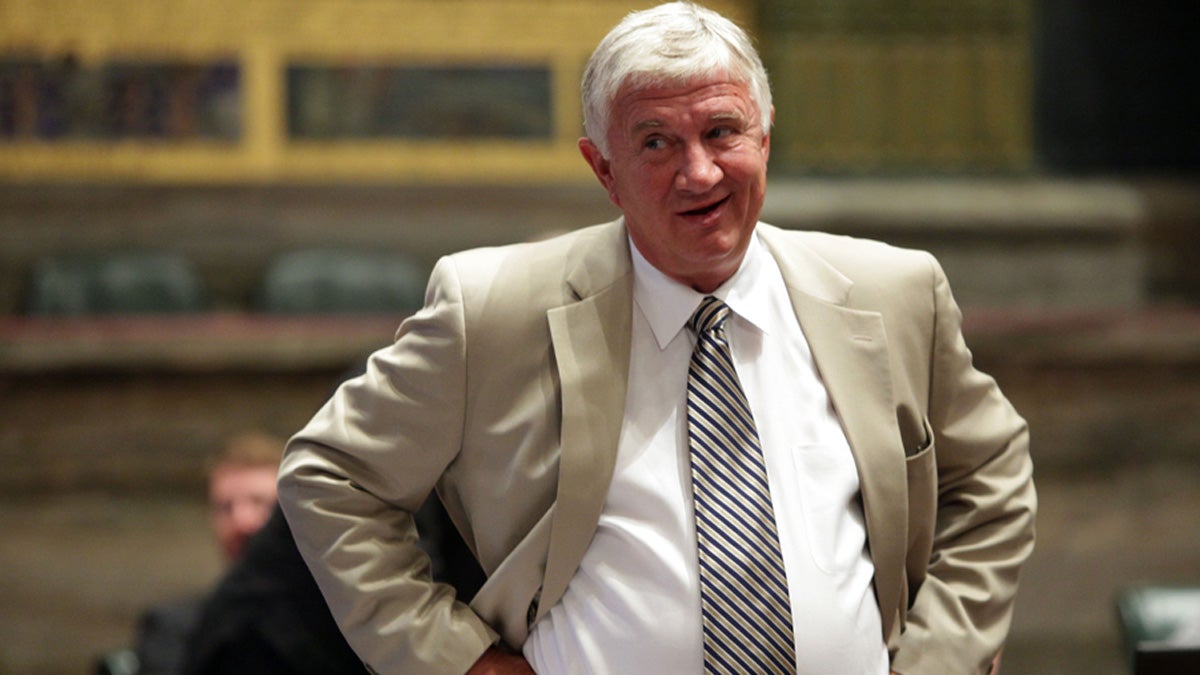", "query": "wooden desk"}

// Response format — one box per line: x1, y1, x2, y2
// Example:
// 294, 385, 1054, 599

0, 313, 404, 492
0, 313, 402, 374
